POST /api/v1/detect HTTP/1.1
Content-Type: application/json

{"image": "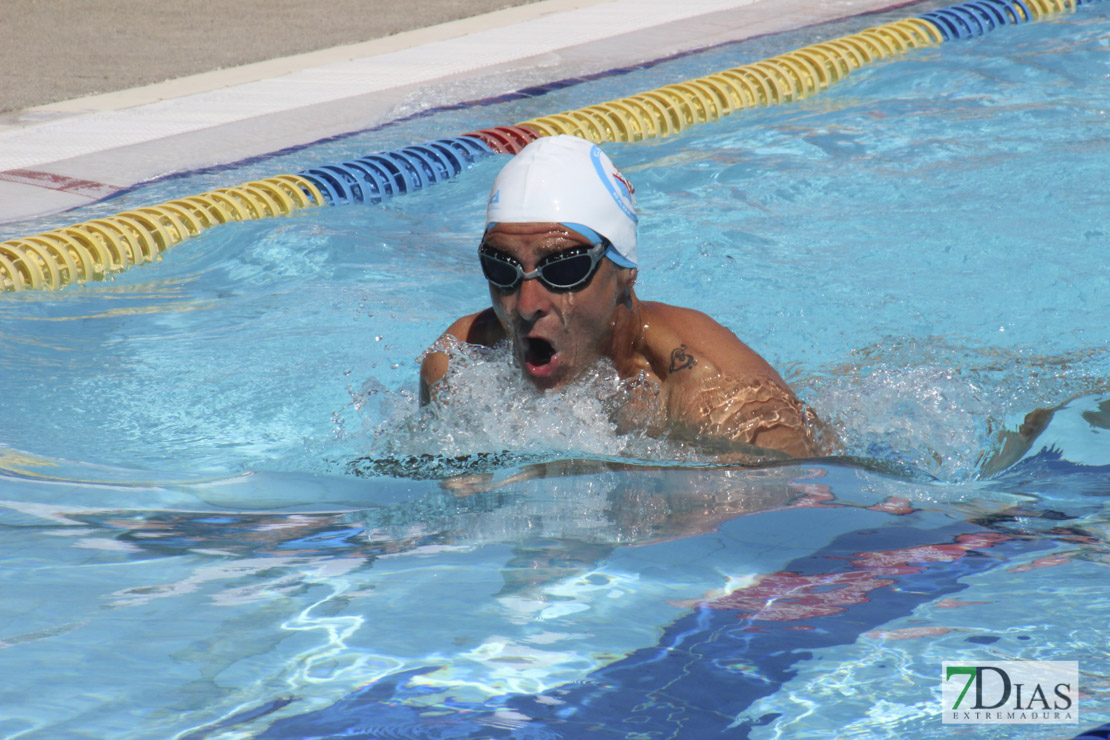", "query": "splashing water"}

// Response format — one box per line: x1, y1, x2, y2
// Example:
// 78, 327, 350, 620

331, 331, 1110, 484
799, 340, 1110, 481
336, 338, 736, 478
